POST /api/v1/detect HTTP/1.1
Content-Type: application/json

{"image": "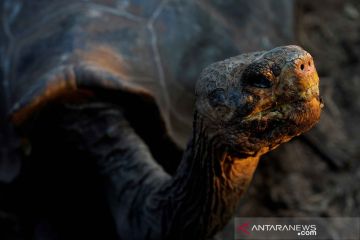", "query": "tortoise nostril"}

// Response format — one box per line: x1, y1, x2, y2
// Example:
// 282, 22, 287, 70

308, 61, 311, 66
300, 64, 305, 70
